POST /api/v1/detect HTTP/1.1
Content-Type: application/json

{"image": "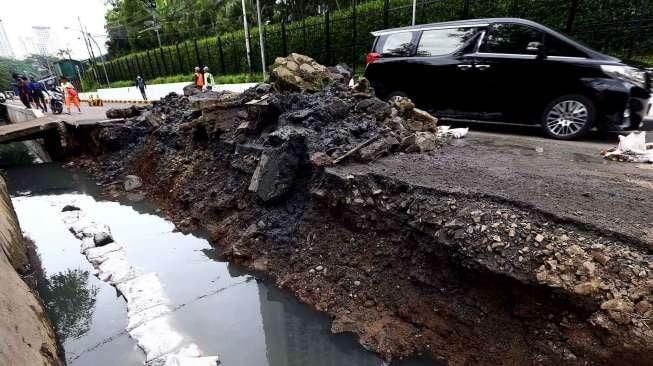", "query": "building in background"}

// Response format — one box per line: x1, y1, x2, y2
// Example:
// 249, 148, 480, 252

32, 26, 53, 56
0, 18, 15, 58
